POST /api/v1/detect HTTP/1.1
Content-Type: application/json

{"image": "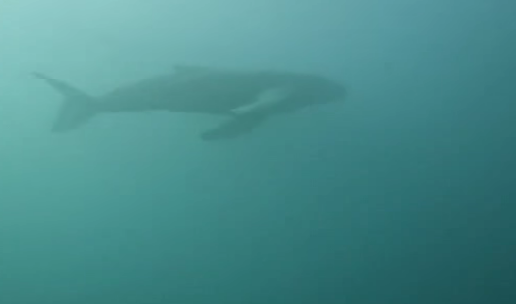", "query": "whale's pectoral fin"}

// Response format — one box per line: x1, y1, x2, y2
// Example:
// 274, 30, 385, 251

200, 87, 292, 141
231, 86, 293, 116
200, 112, 268, 141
